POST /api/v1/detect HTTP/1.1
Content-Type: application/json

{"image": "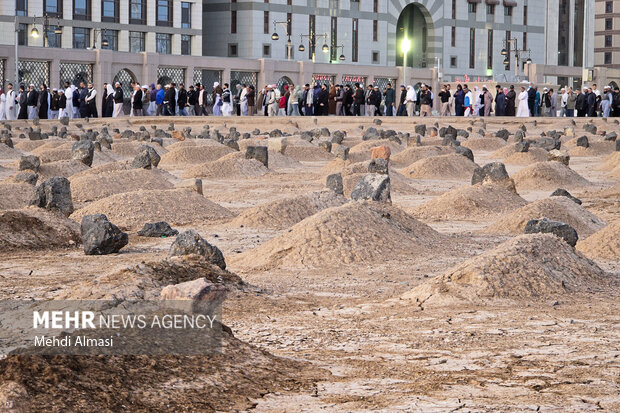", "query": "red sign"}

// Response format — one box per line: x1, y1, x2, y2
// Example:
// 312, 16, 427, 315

342, 75, 366, 83
312, 74, 334, 82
